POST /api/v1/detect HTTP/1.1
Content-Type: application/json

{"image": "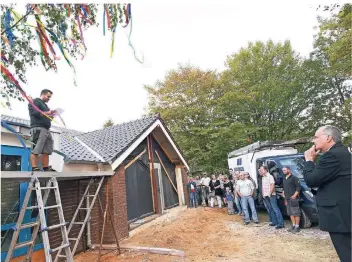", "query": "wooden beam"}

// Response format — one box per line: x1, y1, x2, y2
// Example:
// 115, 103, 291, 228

124, 149, 147, 170
92, 244, 185, 257
152, 134, 175, 163
147, 136, 156, 213
155, 150, 178, 194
